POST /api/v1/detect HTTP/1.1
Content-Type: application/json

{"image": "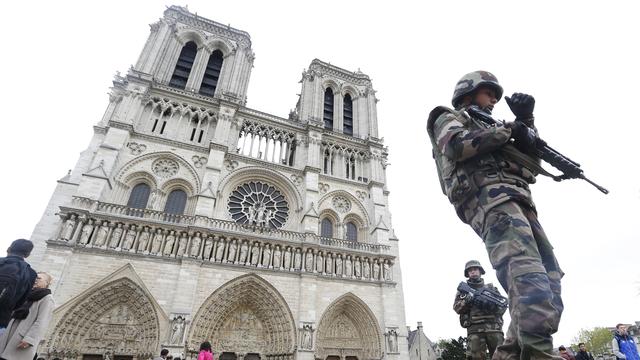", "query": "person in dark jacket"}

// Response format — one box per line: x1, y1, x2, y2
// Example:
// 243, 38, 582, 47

0, 239, 37, 334
575, 343, 594, 360
612, 324, 640, 360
